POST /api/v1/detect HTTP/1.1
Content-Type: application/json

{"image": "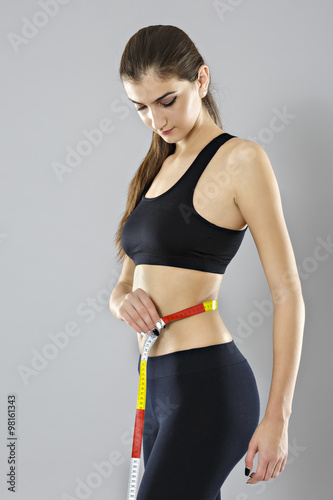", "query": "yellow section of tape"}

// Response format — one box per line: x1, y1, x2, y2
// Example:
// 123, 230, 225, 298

136, 360, 147, 410
203, 300, 218, 311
